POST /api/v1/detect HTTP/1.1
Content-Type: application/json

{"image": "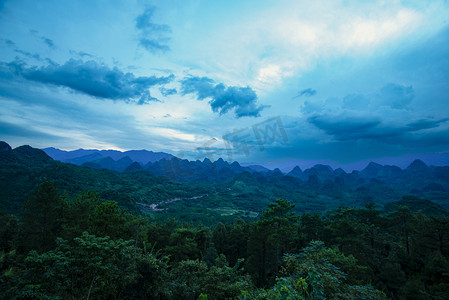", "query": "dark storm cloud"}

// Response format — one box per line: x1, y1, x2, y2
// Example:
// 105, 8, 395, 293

302, 83, 422, 141
180, 76, 268, 118
135, 7, 171, 54
293, 88, 316, 98
308, 114, 382, 140
3, 59, 174, 103
308, 112, 449, 142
